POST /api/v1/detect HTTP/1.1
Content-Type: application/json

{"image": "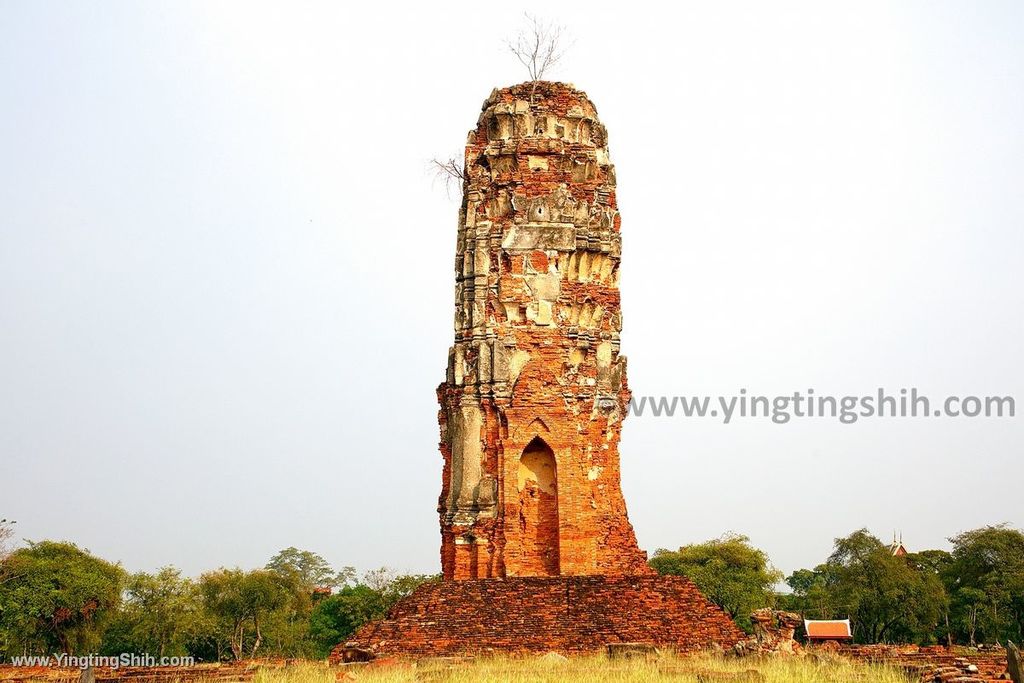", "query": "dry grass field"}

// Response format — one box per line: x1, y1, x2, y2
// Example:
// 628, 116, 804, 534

255, 654, 911, 683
